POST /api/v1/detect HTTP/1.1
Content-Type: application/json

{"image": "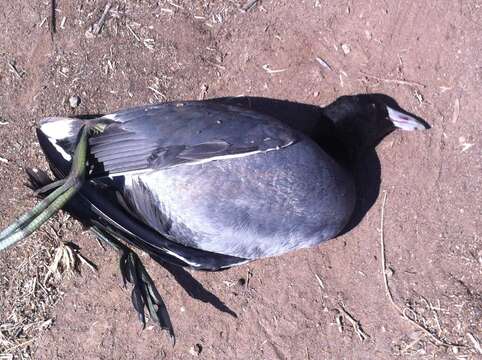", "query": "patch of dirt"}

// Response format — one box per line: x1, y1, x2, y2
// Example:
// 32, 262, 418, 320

1, 1, 481, 359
